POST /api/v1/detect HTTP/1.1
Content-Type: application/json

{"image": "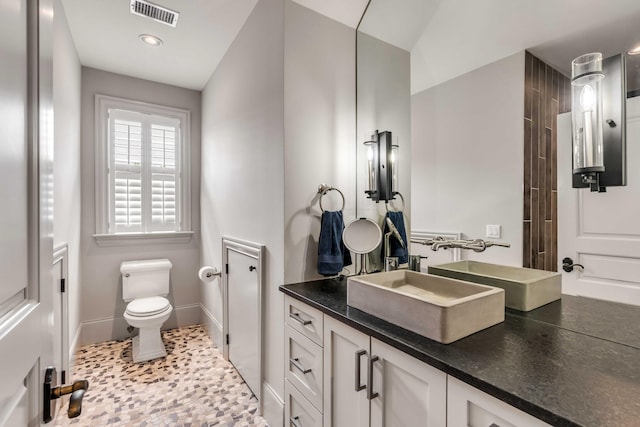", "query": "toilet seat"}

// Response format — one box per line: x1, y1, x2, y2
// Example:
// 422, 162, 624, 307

126, 296, 171, 317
